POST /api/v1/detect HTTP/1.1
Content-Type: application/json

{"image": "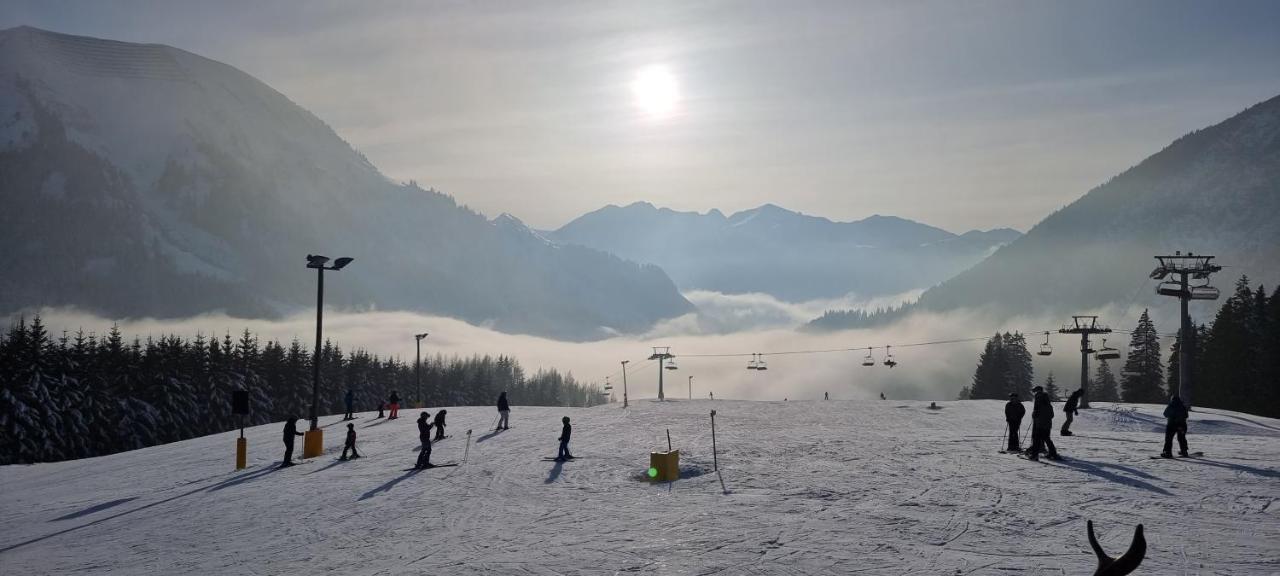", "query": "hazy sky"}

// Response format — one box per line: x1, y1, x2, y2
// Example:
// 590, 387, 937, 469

4, 0, 1279, 232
